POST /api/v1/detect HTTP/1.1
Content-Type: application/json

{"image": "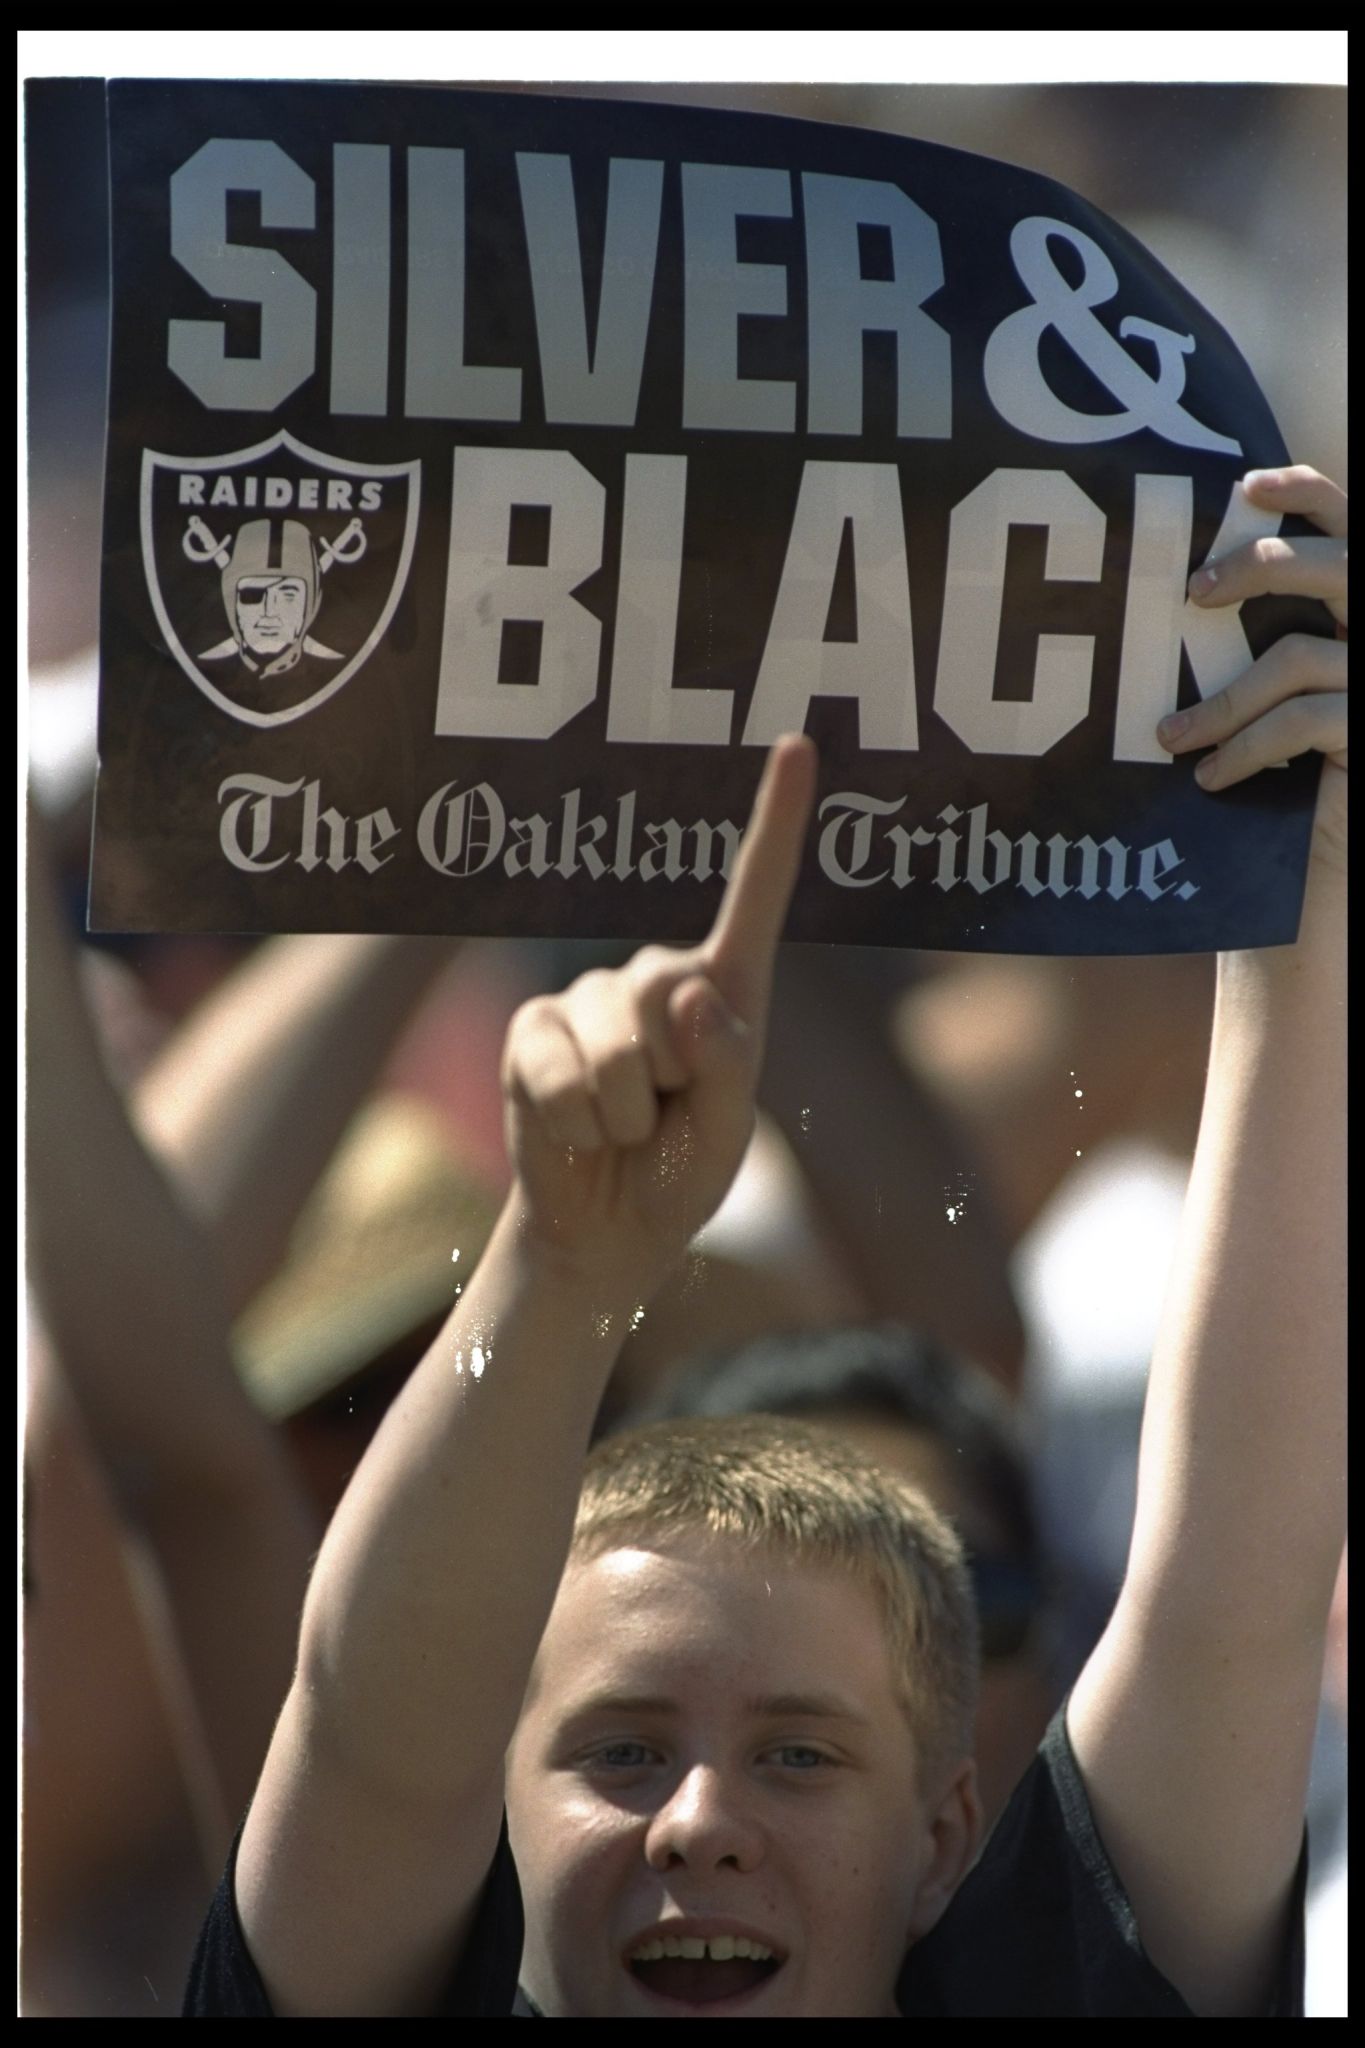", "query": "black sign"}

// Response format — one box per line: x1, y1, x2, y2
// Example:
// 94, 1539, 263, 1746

92, 80, 1326, 952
